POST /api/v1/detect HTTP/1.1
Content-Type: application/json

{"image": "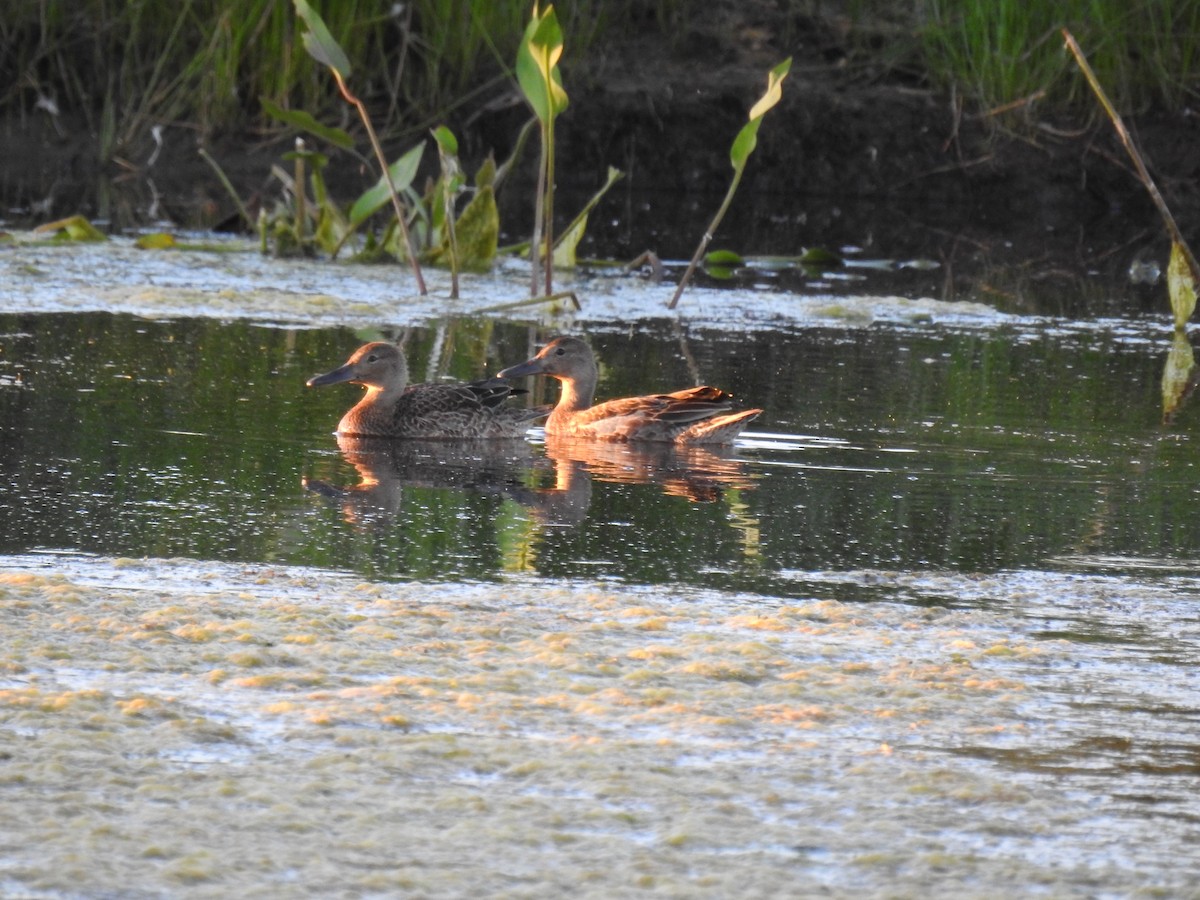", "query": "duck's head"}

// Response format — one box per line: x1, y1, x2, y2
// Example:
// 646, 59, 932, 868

307, 342, 409, 391
498, 336, 596, 383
